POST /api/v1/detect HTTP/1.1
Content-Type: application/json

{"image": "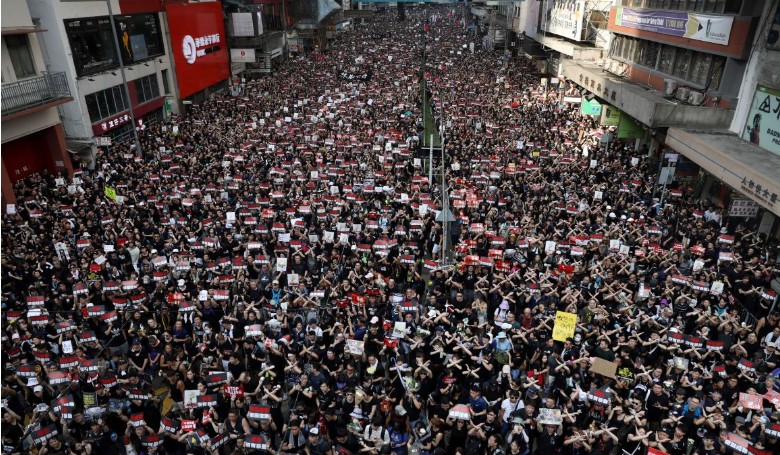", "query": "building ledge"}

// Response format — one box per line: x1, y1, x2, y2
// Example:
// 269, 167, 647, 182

562, 61, 733, 130
535, 35, 603, 60
2, 27, 47, 35
666, 128, 780, 216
